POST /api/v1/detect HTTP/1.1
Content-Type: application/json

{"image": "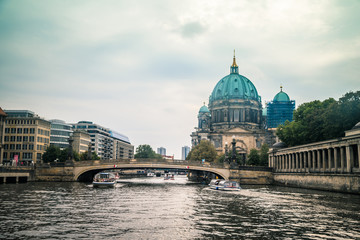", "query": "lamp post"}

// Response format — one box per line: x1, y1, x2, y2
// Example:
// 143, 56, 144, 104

68, 136, 74, 161
231, 136, 236, 163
